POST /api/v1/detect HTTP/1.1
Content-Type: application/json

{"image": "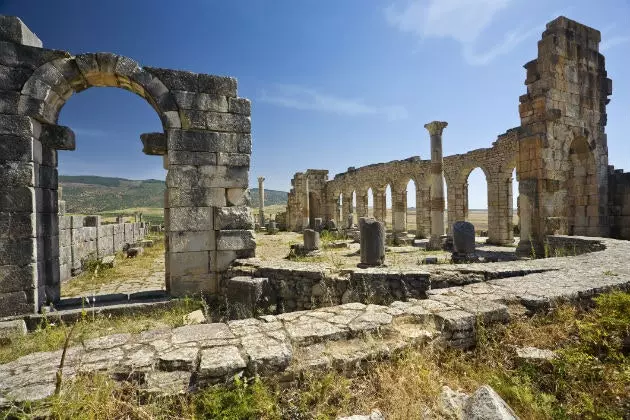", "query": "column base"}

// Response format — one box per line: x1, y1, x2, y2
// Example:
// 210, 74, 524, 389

516, 239, 545, 258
